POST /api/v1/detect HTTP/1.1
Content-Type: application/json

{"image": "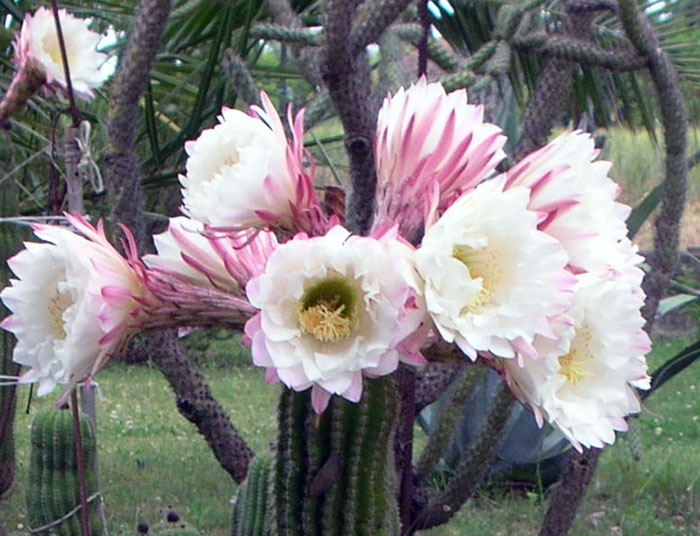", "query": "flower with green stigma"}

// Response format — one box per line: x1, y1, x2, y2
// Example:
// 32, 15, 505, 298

298, 277, 359, 343
245, 225, 426, 413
